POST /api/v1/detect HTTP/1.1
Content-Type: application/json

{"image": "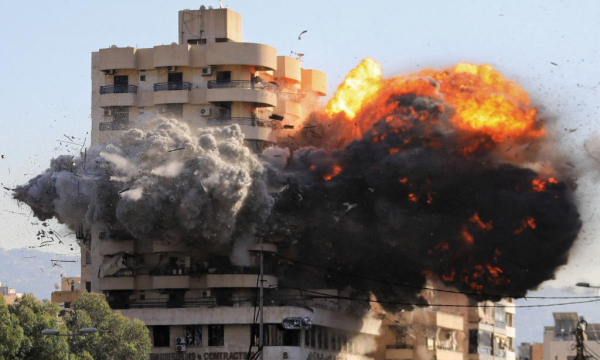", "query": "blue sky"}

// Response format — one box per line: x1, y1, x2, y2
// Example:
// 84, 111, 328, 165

1, 0, 600, 344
